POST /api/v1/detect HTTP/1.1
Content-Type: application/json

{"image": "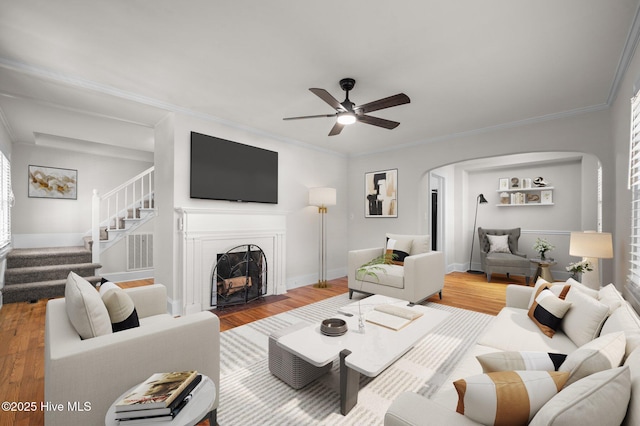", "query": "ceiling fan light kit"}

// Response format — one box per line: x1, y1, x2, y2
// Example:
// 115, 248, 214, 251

284, 78, 410, 136
337, 112, 356, 125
